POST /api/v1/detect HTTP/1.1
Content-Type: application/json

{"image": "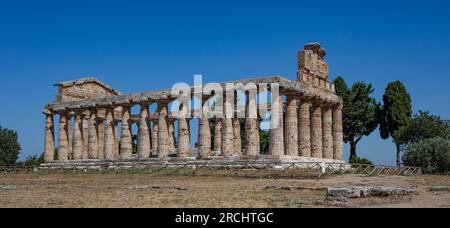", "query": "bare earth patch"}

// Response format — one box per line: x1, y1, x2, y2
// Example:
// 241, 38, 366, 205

0, 173, 449, 208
